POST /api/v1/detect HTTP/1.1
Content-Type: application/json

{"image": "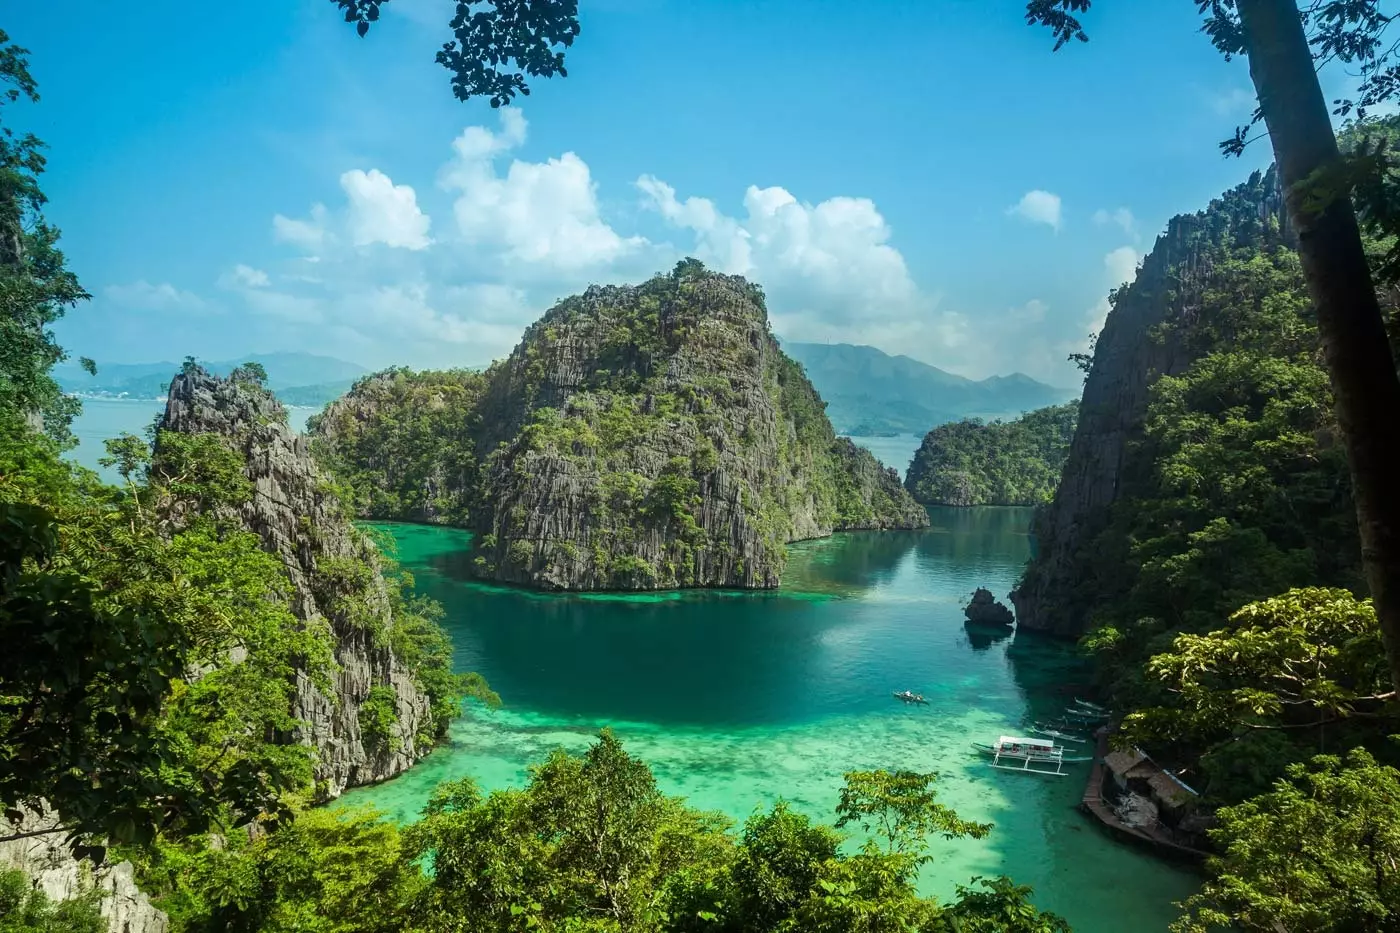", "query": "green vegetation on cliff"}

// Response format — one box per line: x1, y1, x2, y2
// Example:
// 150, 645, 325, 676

309, 367, 487, 525
1010, 144, 1400, 930
309, 263, 927, 592
466, 261, 928, 591
904, 403, 1077, 507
